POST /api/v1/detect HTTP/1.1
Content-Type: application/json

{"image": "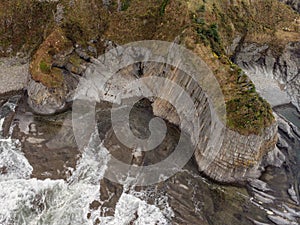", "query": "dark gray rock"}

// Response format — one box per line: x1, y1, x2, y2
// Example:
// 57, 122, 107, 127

27, 72, 80, 115
248, 179, 272, 192
54, 3, 64, 25
277, 115, 296, 140
268, 215, 298, 225
253, 194, 273, 204
277, 133, 290, 149
75, 48, 90, 61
